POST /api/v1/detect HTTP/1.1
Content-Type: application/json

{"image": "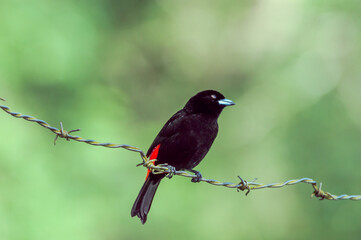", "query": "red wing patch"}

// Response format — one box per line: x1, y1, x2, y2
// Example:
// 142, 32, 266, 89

146, 144, 160, 179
